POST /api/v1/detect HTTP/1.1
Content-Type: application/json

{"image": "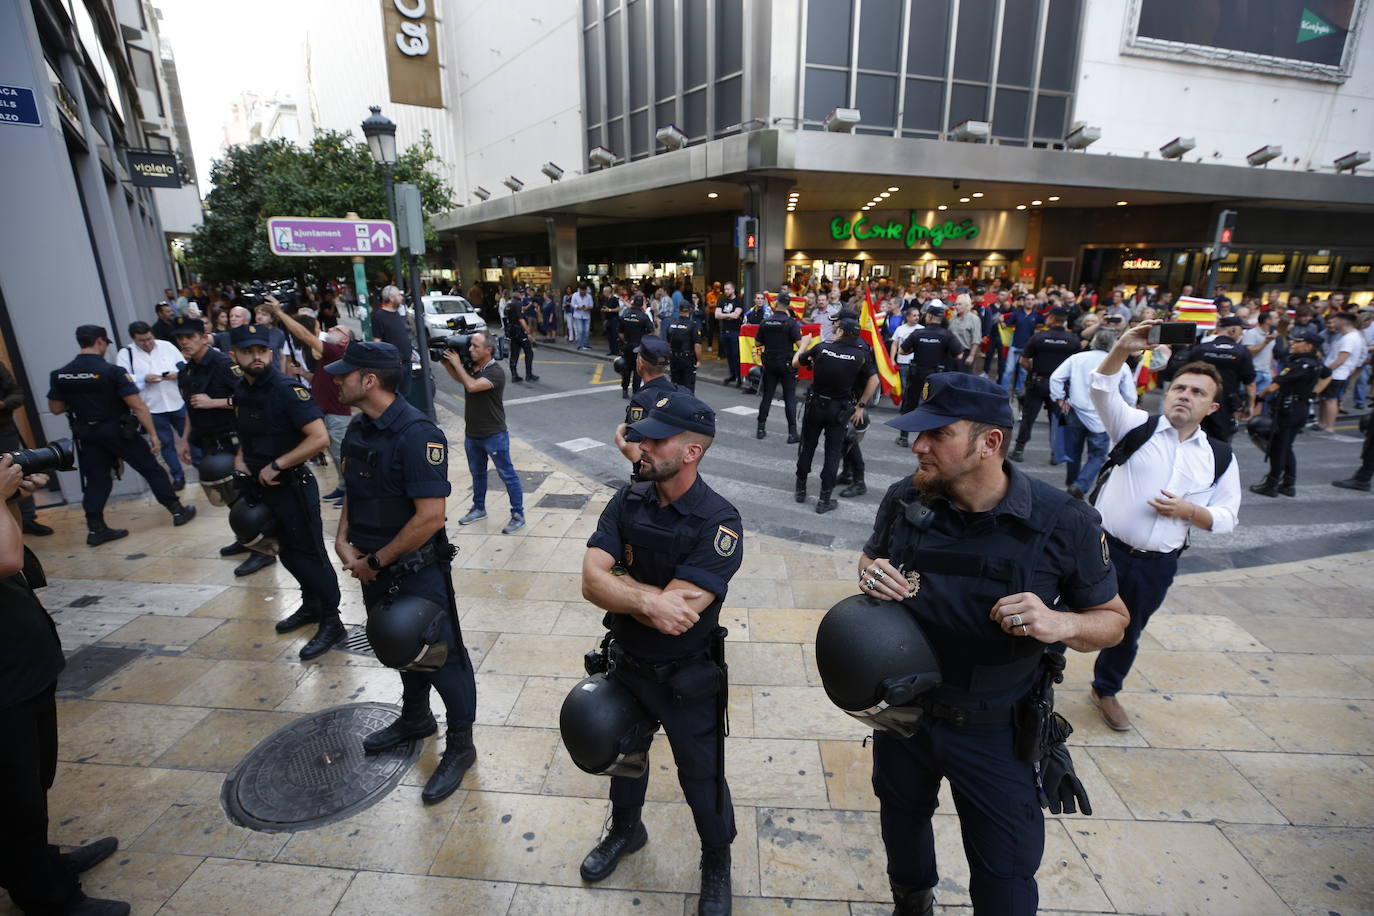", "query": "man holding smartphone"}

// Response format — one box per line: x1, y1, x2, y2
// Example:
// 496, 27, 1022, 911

117, 322, 189, 489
